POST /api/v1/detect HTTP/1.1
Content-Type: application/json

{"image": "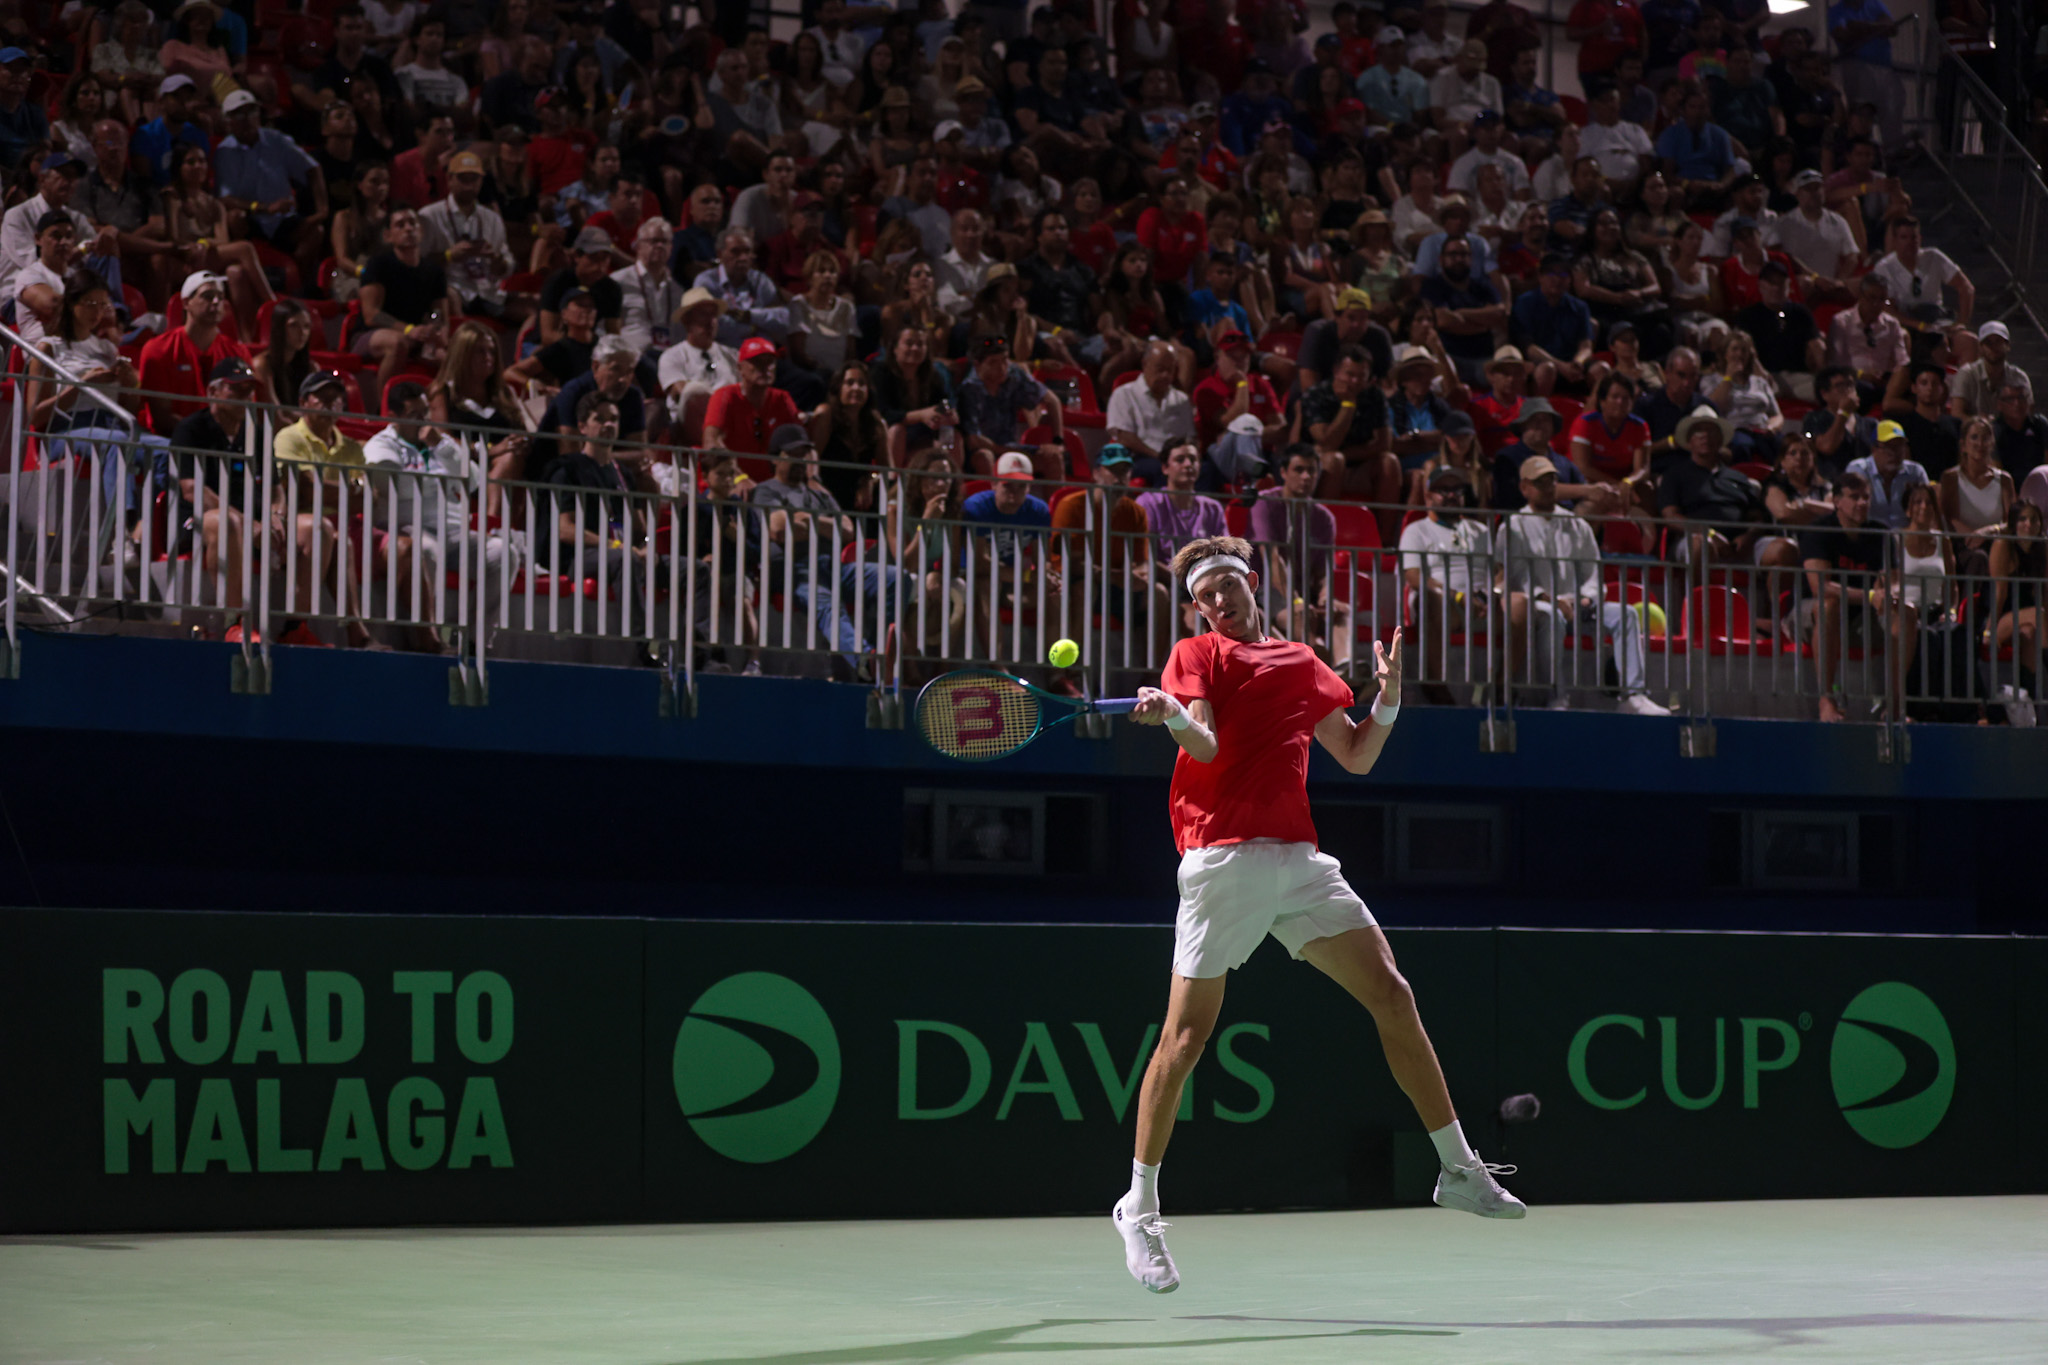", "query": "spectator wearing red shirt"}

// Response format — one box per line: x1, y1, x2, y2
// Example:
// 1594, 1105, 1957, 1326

1466, 347, 1529, 455
764, 195, 852, 294
1567, 374, 1653, 500
1191, 326, 1282, 454
931, 123, 988, 213
1718, 219, 1801, 313
1136, 176, 1209, 305
585, 171, 657, 253
1330, 2, 1377, 77
1565, 0, 1645, 78
525, 90, 588, 196
392, 114, 454, 215
139, 272, 251, 433
703, 337, 801, 473
1161, 111, 1240, 192
1068, 178, 1119, 279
